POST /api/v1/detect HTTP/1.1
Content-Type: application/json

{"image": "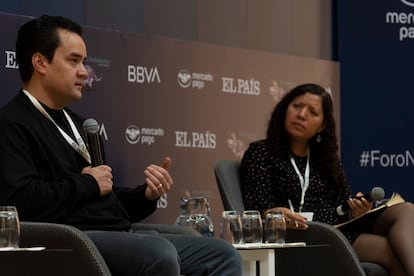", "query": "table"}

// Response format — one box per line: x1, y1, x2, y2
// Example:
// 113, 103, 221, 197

238, 248, 276, 275
235, 242, 329, 276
